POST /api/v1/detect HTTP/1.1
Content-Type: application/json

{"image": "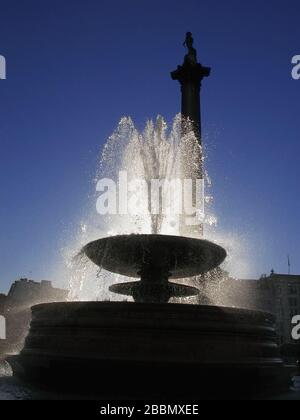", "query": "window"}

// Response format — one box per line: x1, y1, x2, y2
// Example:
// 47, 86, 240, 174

289, 298, 298, 307
288, 285, 297, 295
